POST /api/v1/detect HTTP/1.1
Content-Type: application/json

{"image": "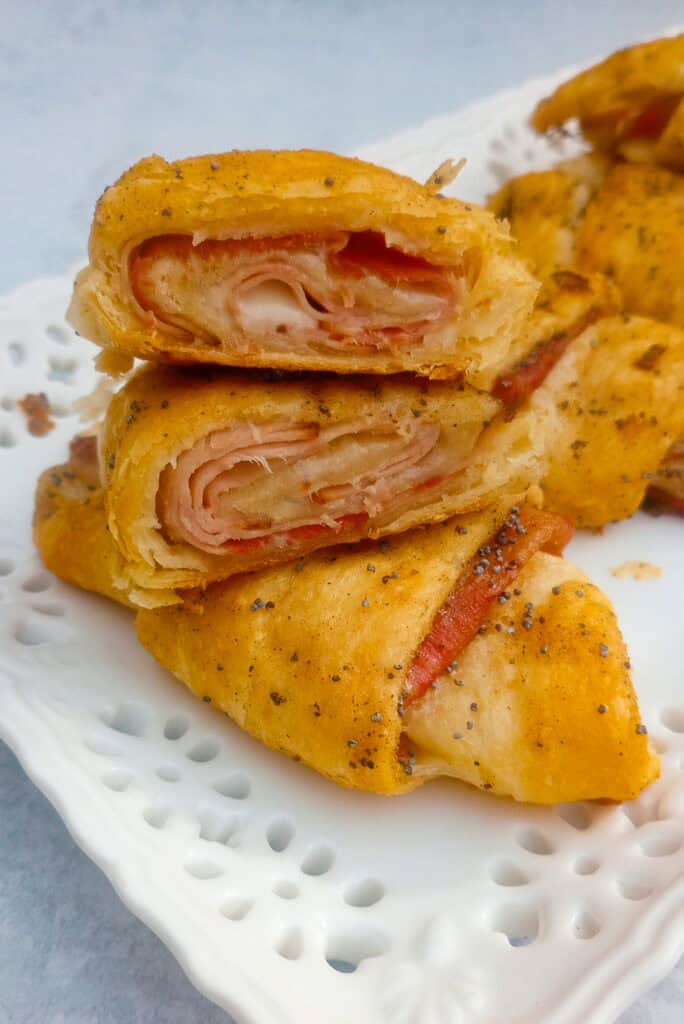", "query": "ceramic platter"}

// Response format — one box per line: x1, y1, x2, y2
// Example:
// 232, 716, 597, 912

2, 65, 684, 1024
